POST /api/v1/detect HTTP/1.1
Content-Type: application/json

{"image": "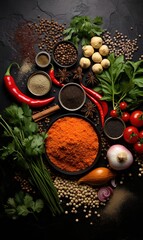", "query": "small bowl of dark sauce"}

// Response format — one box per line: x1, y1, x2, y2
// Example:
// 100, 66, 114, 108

58, 83, 86, 111
103, 117, 126, 140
